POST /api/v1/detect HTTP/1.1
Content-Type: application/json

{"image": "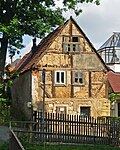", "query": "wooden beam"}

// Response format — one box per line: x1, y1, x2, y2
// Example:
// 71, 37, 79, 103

94, 82, 104, 97
88, 71, 92, 97
52, 70, 55, 98
39, 83, 51, 98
